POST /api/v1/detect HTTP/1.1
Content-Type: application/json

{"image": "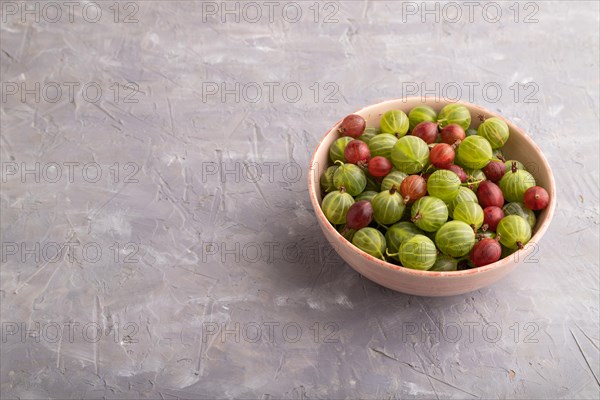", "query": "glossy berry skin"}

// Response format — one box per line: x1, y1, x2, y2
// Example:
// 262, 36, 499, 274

499, 166, 536, 203
482, 160, 506, 183
437, 103, 471, 131
477, 180, 504, 208
368, 133, 397, 159
391, 136, 429, 174
344, 140, 371, 165
456, 136, 493, 170
333, 162, 367, 196
399, 234, 437, 270
483, 206, 504, 231
411, 121, 439, 144
400, 175, 427, 204
346, 200, 373, 230
440, 124, 466, 145
321, 190, 354, 225
368, 156, 392, 177
429, 143, 455, 168
339, 114, 366, 138
477, 117, 509, 149
427, 169, 461, 203
352, 227, 386, 259
524, 186, 549, 210
411, 196, 449, 232
445, 164, 468, 183
470, 238, 502, 267
435, 220, 476, 257
497, 215, 531, 250
381, 110, 410, 138
372, 187, 405, 225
